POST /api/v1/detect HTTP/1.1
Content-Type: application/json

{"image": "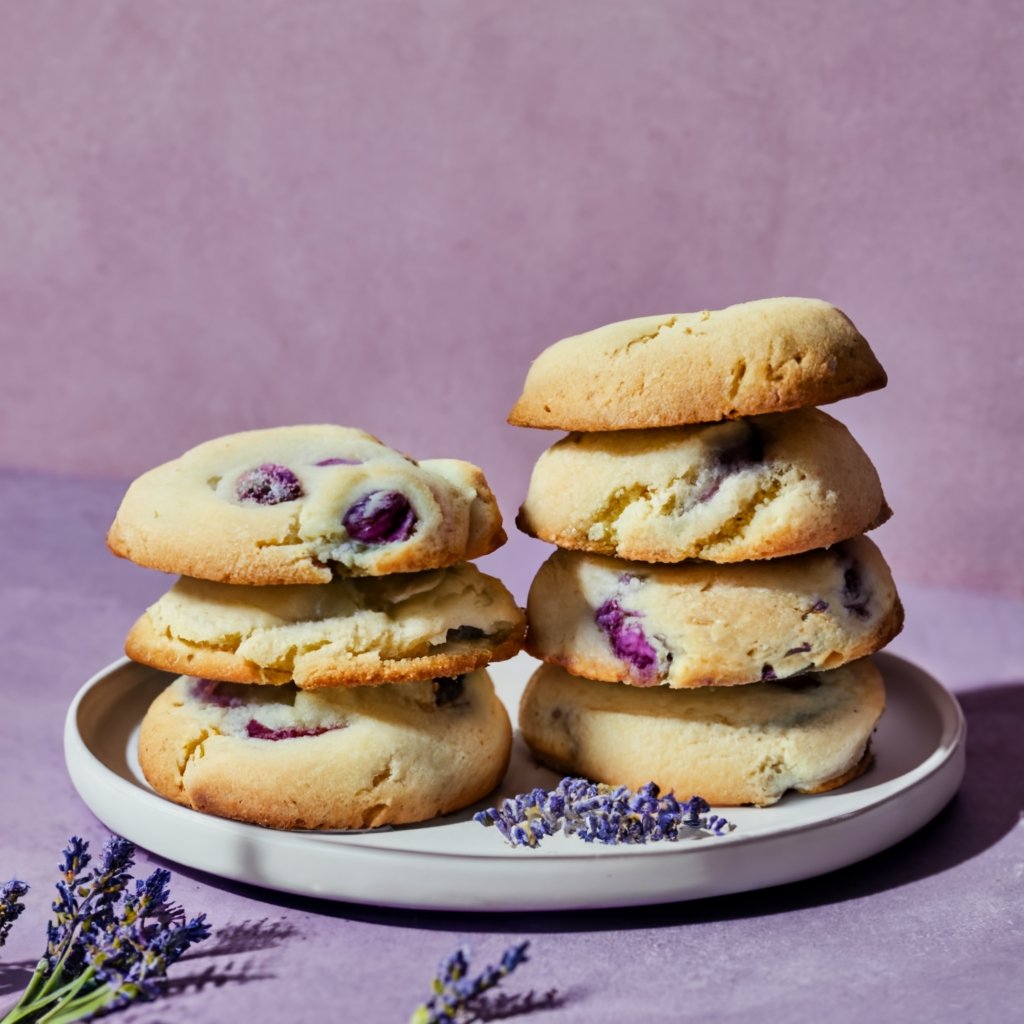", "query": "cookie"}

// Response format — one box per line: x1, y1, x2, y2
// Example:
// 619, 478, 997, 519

517, 408, 890, 563
518, 659, 885, 806
508, 297, 886, 430
139, 670, 511, 829
107, 425, 506, 584
526, 536, 902, 688
126, 562, 525, 689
